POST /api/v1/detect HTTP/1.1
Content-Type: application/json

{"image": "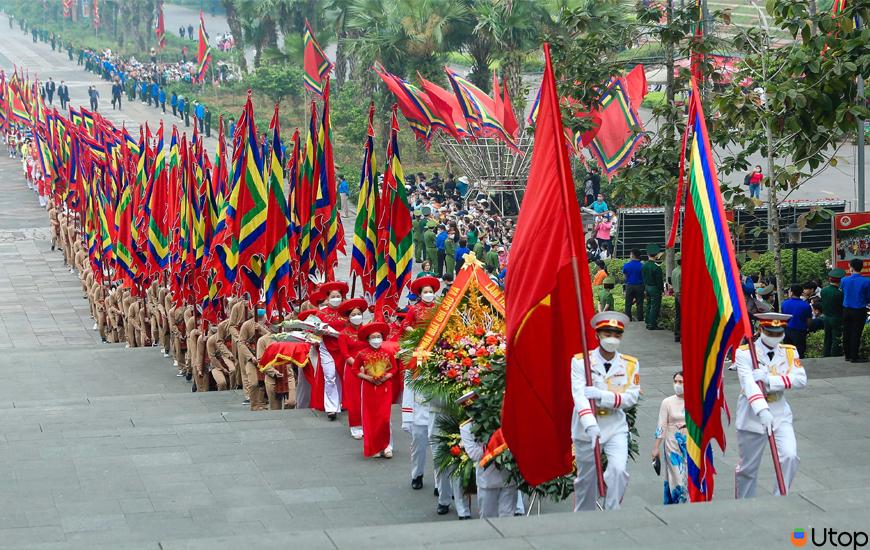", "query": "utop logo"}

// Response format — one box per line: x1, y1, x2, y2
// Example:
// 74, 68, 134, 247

793, 529, 808, 547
